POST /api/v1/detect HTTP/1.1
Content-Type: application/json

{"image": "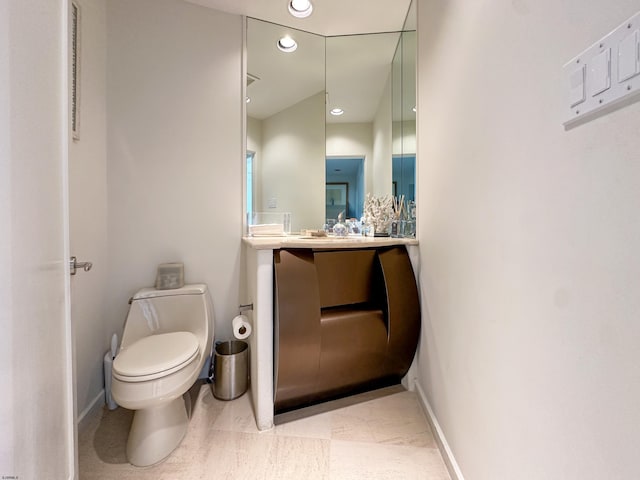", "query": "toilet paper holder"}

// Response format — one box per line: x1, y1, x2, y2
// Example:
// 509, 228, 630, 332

238, 303, 253, 313
233, 306, 253, 339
